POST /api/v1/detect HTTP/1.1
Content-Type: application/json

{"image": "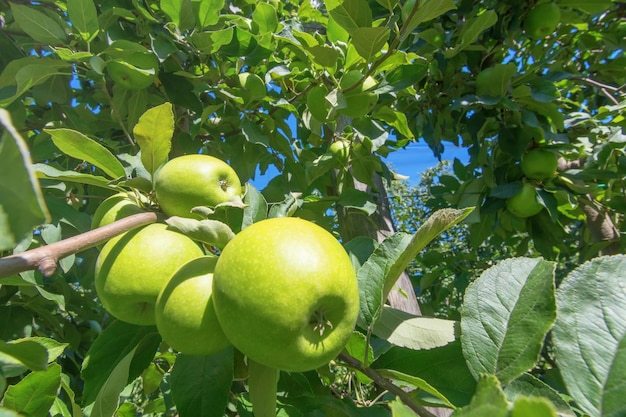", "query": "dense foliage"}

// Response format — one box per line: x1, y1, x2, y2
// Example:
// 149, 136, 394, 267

0, 0, 625, 416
